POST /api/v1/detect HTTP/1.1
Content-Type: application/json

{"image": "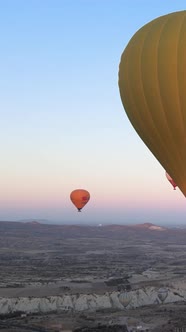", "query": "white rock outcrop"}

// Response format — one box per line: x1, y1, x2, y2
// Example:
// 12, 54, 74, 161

0, 283, 186, 314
